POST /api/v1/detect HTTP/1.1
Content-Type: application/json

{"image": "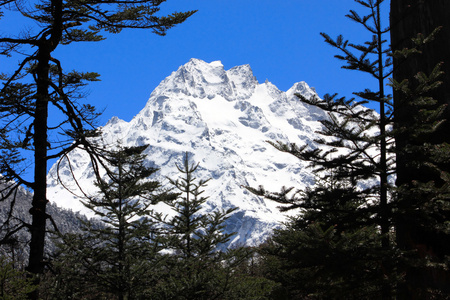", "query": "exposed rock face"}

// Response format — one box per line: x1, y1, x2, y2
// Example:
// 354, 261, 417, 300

47, 58, 326, 247
0, 181, 89, 265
